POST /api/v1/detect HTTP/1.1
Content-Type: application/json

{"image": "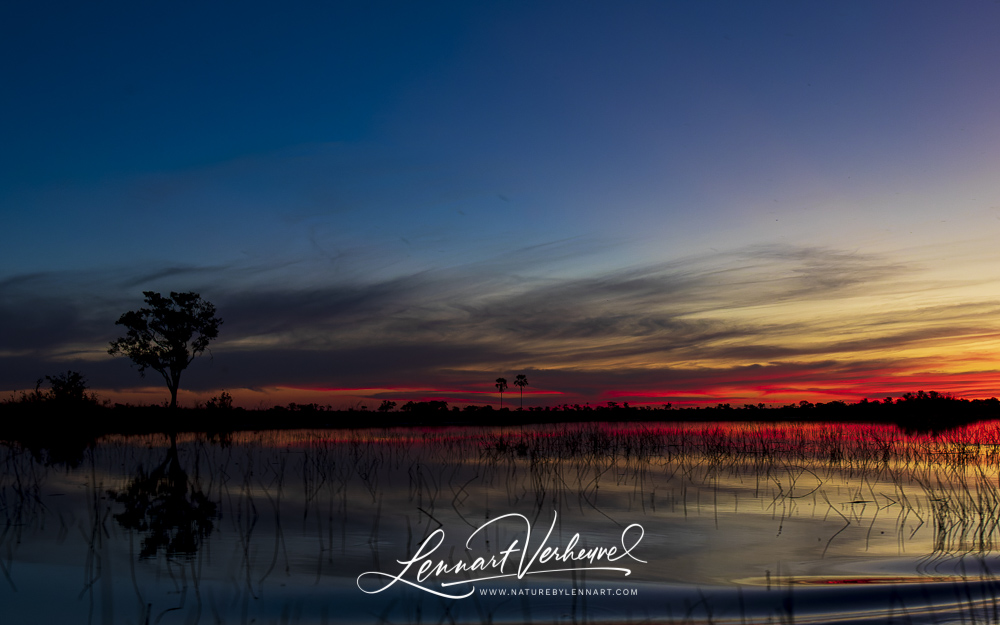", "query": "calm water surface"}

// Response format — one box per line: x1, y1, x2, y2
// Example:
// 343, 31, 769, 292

4, 421, 1000, 624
